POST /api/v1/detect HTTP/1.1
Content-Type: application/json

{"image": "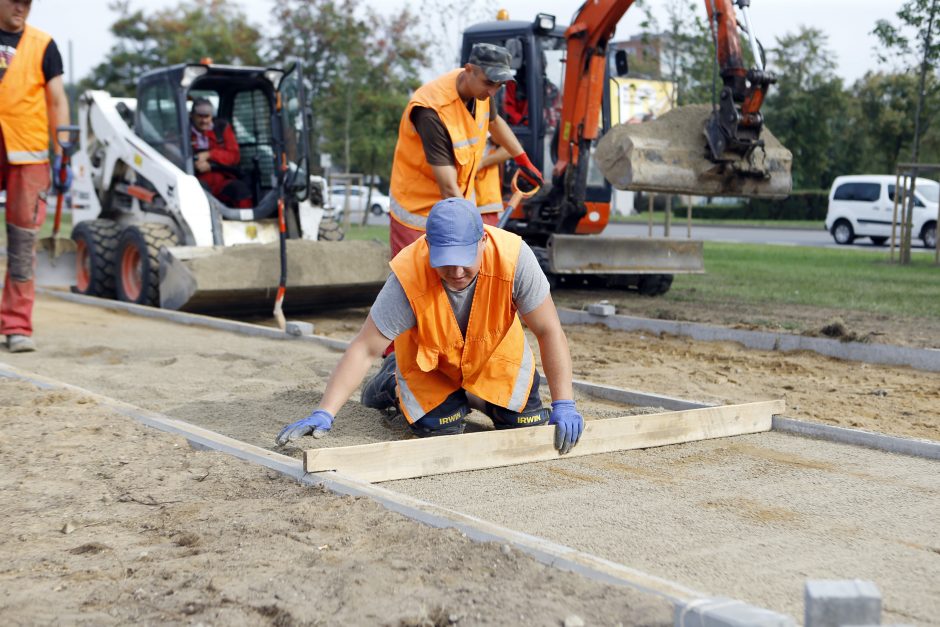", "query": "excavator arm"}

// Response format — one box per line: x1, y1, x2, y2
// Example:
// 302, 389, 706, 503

558, 0, 791, 200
